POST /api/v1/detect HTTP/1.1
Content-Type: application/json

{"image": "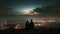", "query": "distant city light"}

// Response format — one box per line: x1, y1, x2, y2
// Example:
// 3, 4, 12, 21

35, 24, 41, 26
